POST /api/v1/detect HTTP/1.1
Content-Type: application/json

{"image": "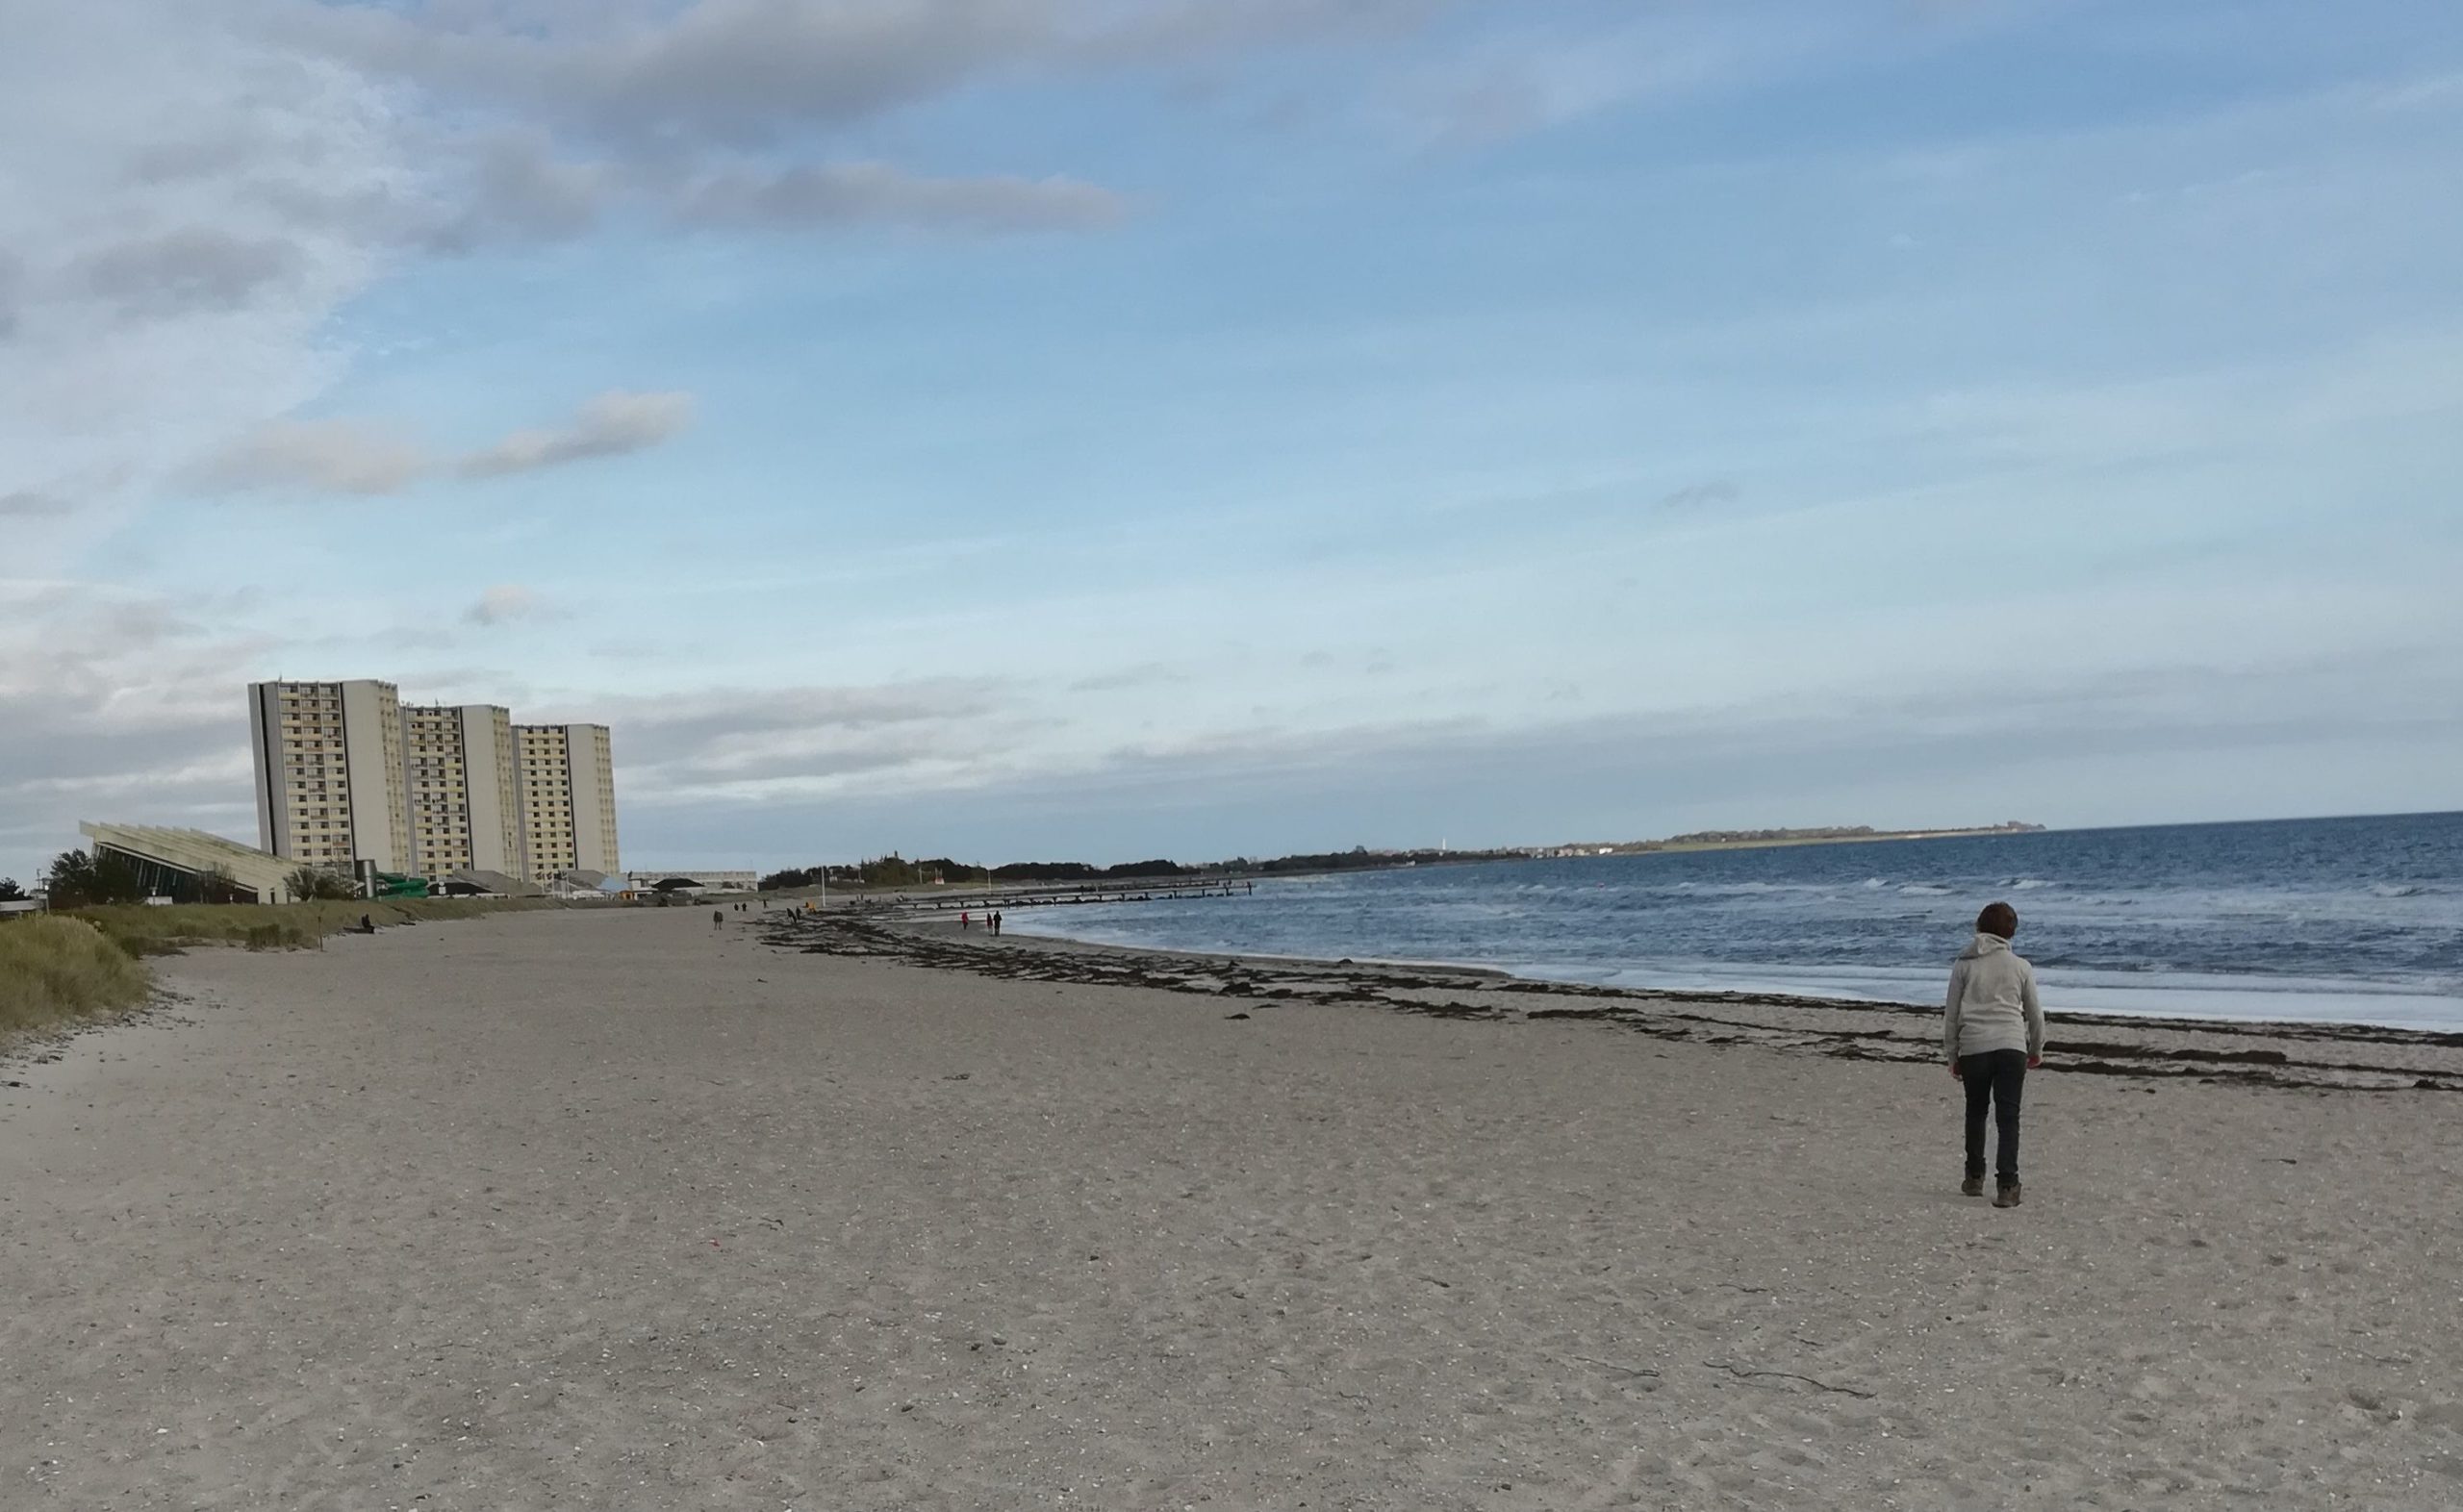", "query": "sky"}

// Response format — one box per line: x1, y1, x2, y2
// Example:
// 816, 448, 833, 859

4, 0, 2461, 884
